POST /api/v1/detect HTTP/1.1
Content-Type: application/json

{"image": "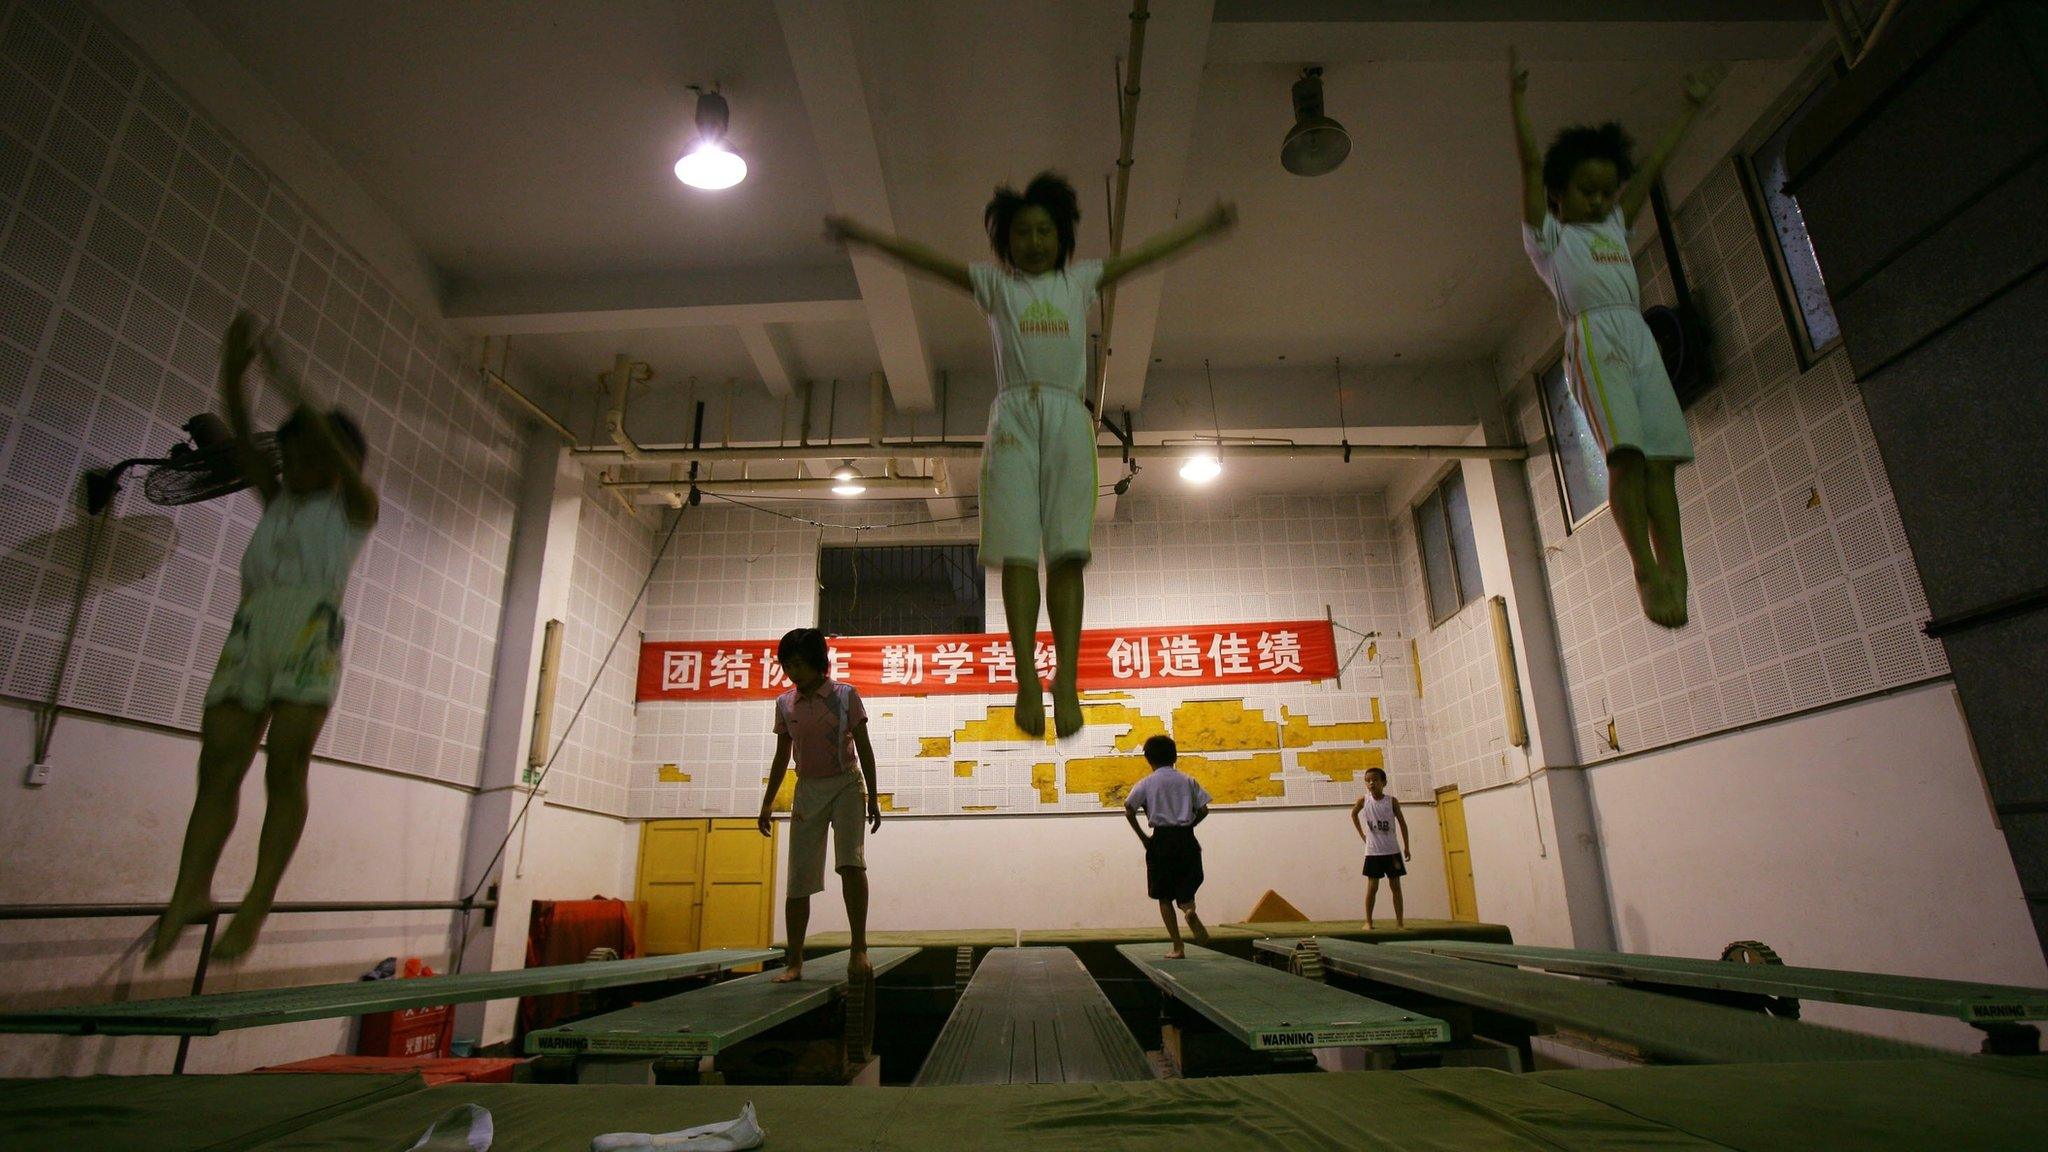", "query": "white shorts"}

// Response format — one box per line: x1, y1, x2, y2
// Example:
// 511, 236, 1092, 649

1567, 306, 1694, 462
979, 386, 1098, 568
203, 587, 346, 714
786, 771, 866, 899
